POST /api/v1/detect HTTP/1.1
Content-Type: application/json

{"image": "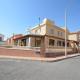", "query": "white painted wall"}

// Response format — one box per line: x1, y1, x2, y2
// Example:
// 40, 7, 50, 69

68, 34, 78, 41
